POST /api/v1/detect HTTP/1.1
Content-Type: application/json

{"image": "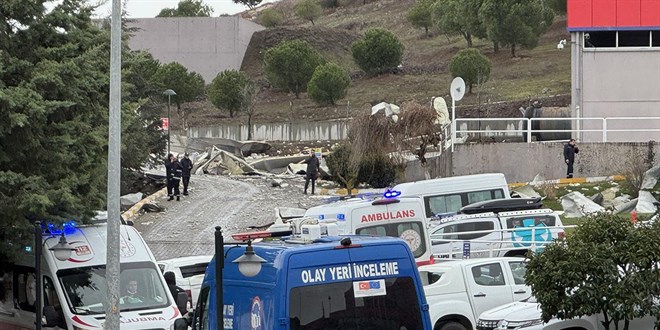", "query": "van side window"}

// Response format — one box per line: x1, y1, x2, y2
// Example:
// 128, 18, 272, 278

425, 195, 462, 217
506, 215, 556, 229
44, 276, 66, 329
12, 266, 36, 312
456, 221, 495, 240
195, 286, 210, 330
